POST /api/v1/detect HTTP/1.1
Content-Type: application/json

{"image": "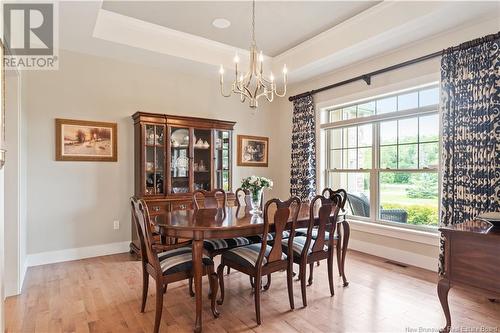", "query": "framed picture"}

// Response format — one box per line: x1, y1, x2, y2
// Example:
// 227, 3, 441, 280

55, 119, 117, 161
0, 39, 6, 169
237, 135, 269, 167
